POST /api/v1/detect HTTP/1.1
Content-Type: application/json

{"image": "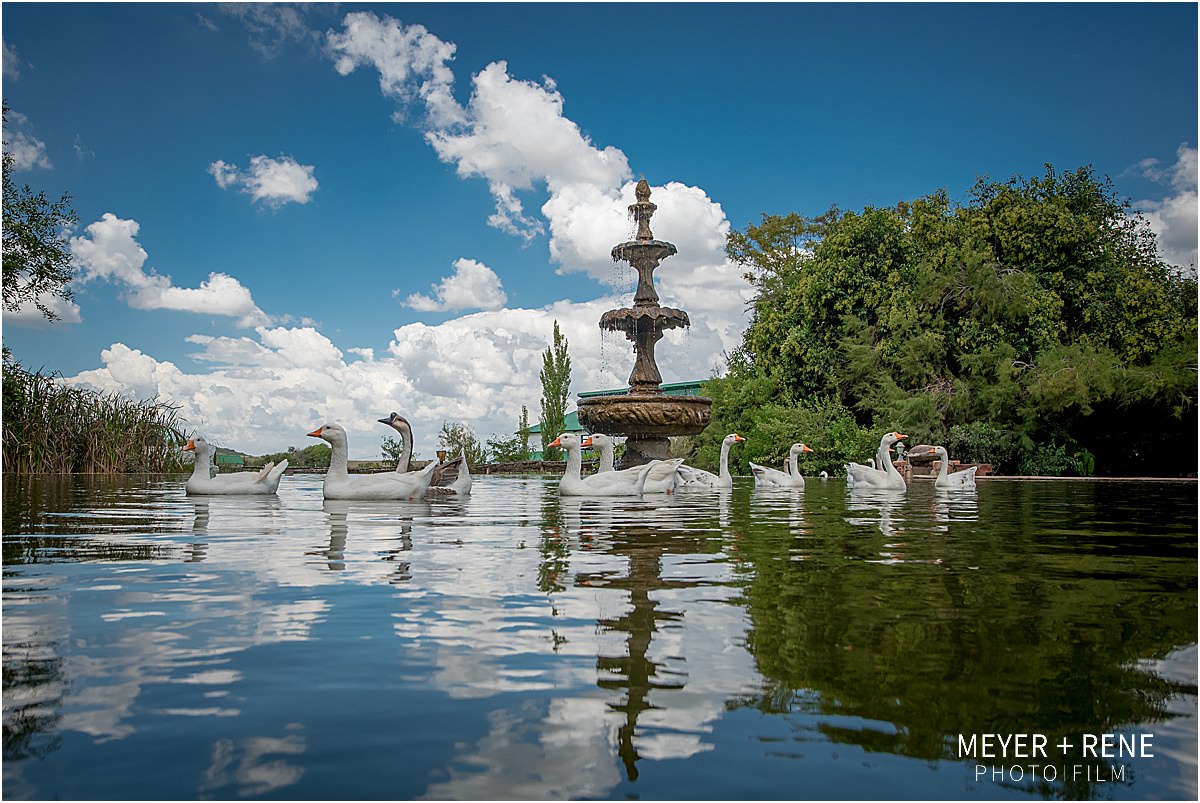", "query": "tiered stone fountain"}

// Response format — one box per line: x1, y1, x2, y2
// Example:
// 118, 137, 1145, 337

576, 179, 711, 467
